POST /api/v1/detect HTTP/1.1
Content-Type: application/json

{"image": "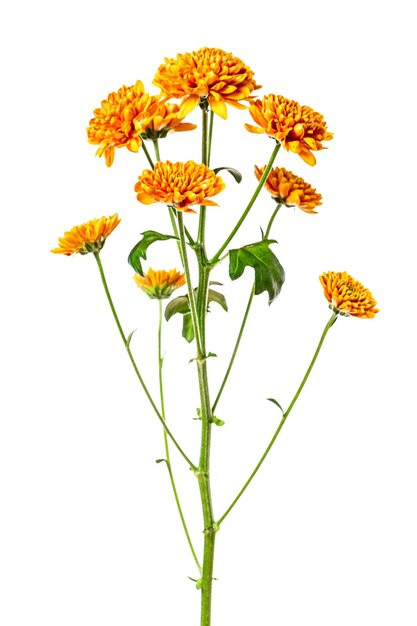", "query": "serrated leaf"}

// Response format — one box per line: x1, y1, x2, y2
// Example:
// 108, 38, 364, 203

128, 231, 178, 276
182, 313, 194, 343
229, 240, 285, 305
267, 397, 284, 413
213, 166, 242, 184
